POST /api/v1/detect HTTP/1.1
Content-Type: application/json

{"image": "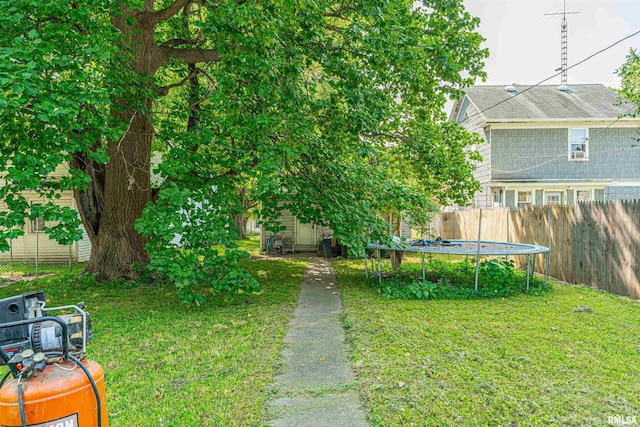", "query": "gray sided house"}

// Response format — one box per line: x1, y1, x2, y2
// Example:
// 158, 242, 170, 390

449, 84, 640, 208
